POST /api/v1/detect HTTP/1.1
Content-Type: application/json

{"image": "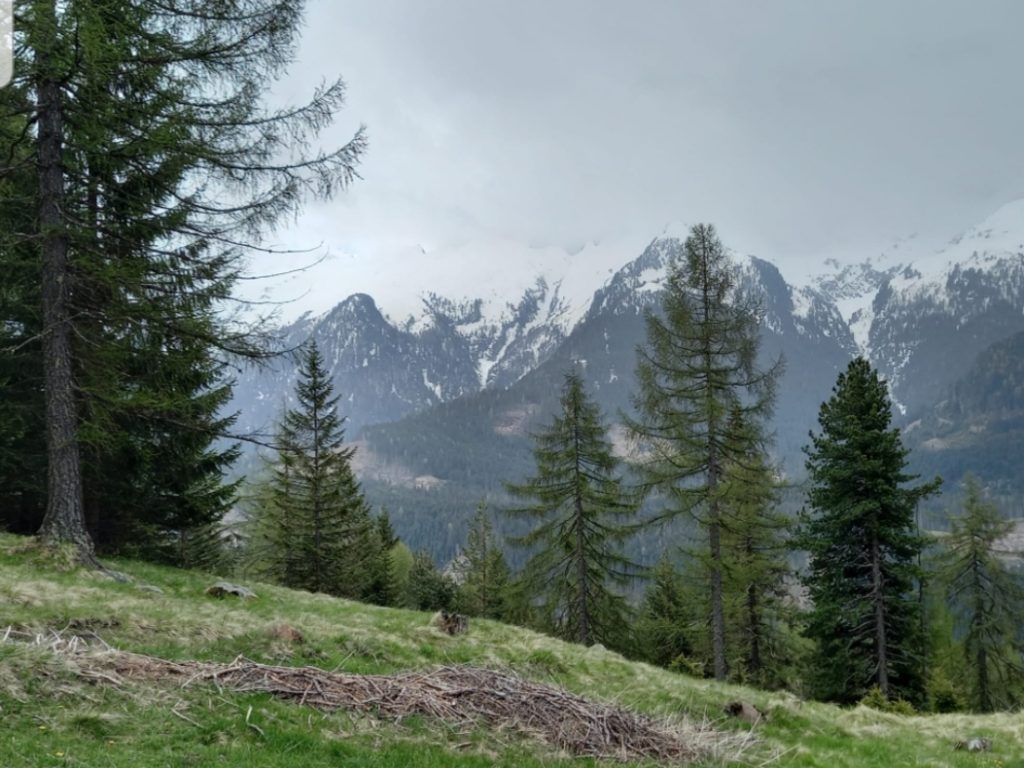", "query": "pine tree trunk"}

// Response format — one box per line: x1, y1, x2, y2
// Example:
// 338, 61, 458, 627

34, 0, 96, 565
972, 556, 991, 712
977, 646, 990, 713
699, 237, 727, 682
709, 515, 727, 680
746, 568, 762, 678
572, 401, 592, 646
870, 535, 889, 696
576, 492, 592, 646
